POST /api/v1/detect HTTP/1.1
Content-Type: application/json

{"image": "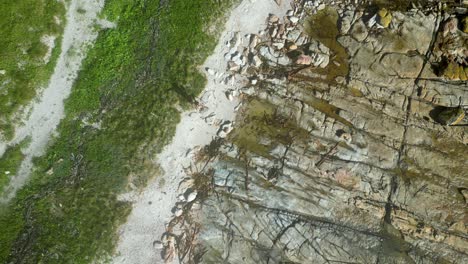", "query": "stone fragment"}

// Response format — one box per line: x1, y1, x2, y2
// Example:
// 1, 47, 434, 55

225, 90, 234, 101
249, 34, 259, 48
296, 54, 312, 65
443, 17, 458, 36
217, 121, 234, 138
228, 61, 240, 72
177, 194, 186, 202
350, 19, 368, 42
205, 67, 216, 76
377, 8, 392, 28
268, 14, 279, 24
289, 16, 299, 24
251, 55, 262, 67
186, 191, 197, 202
153, 240, 164, 250
272, 40, 285, 49
174, 208, 183, 217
